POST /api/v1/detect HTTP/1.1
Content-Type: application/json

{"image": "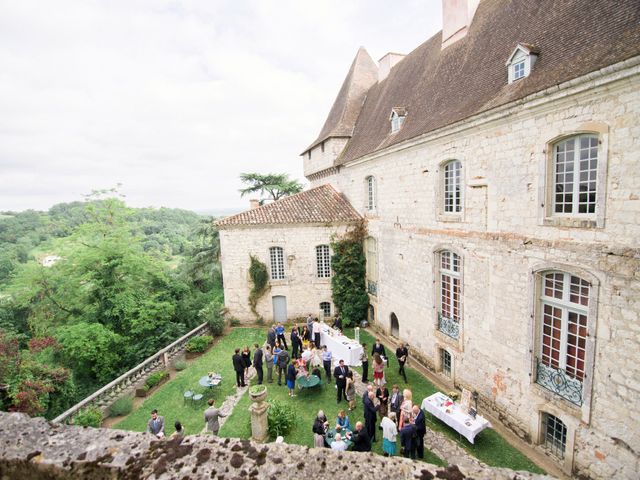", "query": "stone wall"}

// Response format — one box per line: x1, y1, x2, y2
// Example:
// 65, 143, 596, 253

219, 223, 352, 323
309, 70, 640, 478
0, 412, 556, 480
